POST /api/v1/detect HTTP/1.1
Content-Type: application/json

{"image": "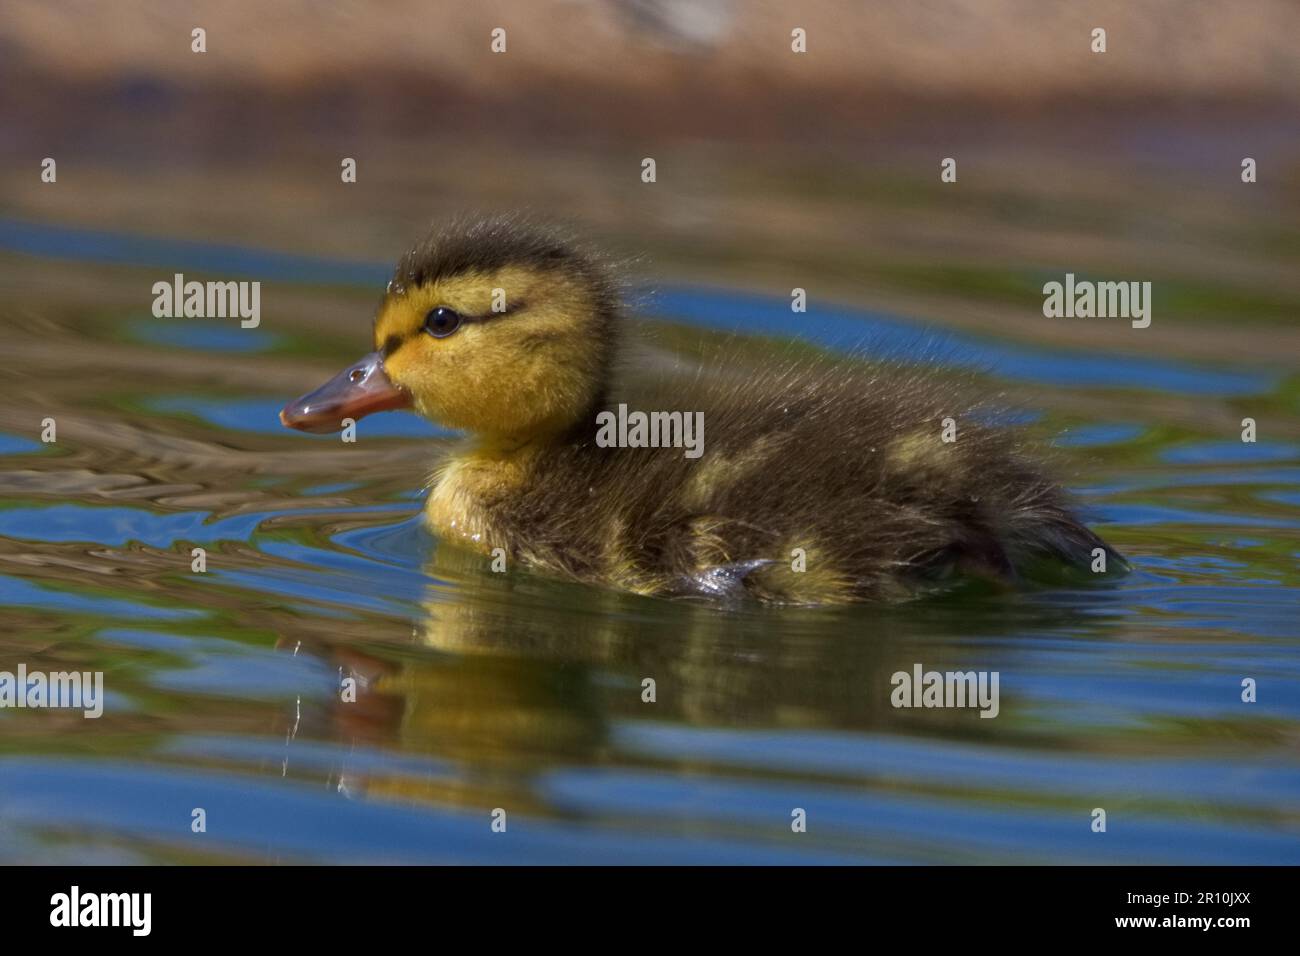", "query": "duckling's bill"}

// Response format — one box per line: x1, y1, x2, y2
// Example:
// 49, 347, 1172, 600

280, 351, 411, 433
